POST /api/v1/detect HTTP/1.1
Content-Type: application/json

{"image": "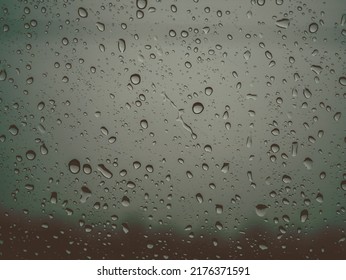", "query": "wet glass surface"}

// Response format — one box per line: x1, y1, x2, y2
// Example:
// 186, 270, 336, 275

0, 0, 345, 259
